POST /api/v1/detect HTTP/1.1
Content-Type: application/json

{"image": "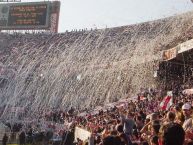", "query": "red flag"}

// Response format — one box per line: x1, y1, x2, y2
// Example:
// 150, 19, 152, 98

160, 96, 173, 110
